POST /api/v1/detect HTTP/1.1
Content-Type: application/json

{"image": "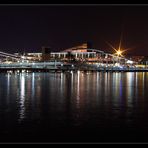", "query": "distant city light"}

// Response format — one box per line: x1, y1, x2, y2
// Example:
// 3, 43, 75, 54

21, 56, 25, 59
126, 60, 134, 64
